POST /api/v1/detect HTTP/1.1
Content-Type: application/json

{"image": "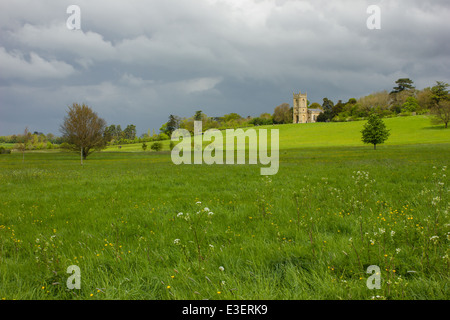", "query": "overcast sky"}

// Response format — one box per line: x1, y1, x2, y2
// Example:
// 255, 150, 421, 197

1, 0, 449, 136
